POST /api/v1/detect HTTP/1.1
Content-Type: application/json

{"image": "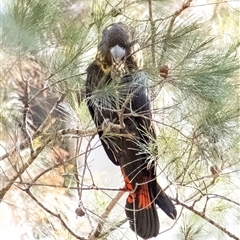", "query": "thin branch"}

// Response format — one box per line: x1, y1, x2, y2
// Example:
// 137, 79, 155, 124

89, 190, 125, 240
0, 94, 65, 162
28, 73, 86, 104
159, 206, 184, 235
99, 218, 128, 238
34, 93, 66, 136
0, 141, 48, 200
24, 188, 87, 240
204, 193, 240, 207
3, 178, 124, 192
78, 134, 96, 204
159, 0, 193, 64
59, 127, 98, 138
21, 77, 34, 152
175, 198, 240, 240
148, 0, 156, 65
24, 159, 73, 191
